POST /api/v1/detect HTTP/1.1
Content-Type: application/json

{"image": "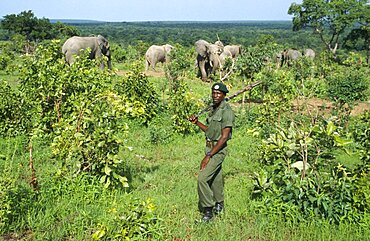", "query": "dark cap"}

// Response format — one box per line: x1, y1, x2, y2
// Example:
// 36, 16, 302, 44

212, 82, 229, 94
